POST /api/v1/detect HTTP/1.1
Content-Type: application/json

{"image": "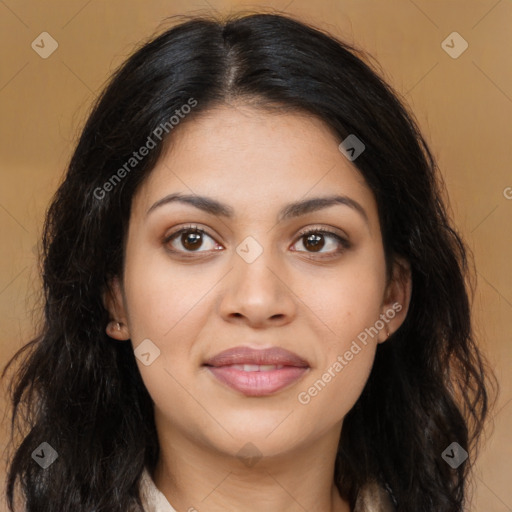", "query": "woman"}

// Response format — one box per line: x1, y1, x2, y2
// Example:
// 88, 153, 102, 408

2, 12, 494, 512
